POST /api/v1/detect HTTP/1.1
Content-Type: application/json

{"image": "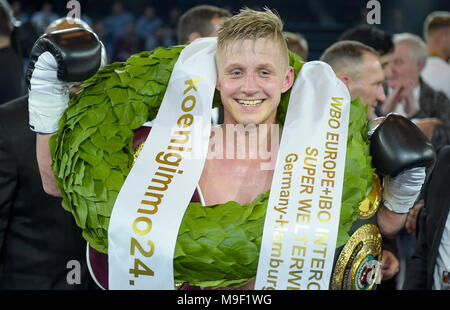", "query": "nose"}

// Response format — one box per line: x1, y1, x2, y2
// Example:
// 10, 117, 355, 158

241, 72, 258, 95
377, 85, 386, 102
